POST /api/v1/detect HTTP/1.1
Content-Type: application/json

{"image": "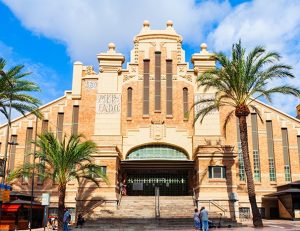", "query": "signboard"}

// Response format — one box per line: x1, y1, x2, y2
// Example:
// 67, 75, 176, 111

42, 193, 50, 205
96, 94, 121, 114
132, 182, 143, 191
0, 158, 5, 177
0, 184, 11, 202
